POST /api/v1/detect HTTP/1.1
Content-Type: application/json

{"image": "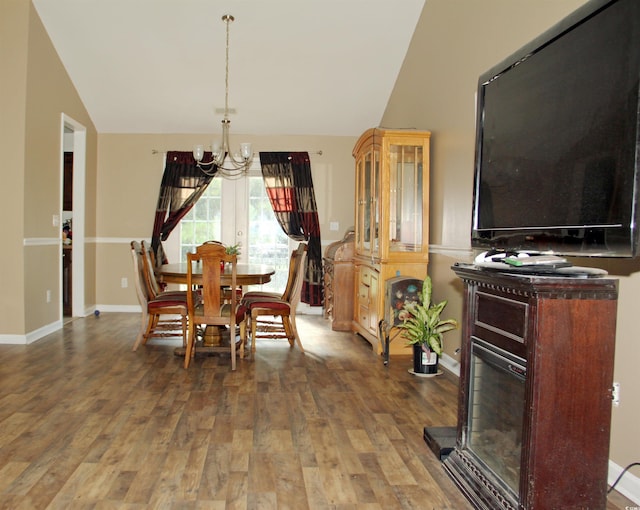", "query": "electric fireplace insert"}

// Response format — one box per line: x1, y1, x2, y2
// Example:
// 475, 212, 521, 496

446, 264, 618, 509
